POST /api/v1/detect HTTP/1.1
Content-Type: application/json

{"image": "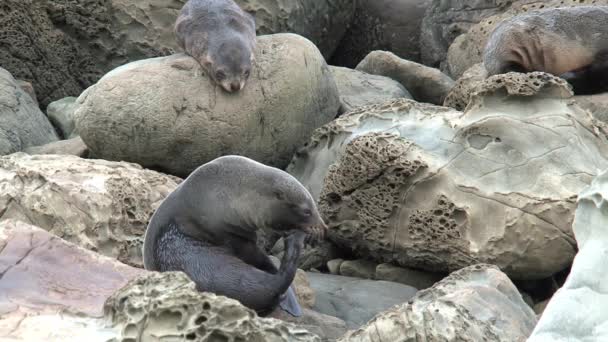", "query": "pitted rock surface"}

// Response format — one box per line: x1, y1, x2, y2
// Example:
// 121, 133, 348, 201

0, 153, 180, 267
104, 271, 322, 342
75, 34, 340, 177
0, 219, 144, 341
0, 67, 58, 155
288, 73, 608, 279
446, 0, 608, 79
339, 264, 537, 341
